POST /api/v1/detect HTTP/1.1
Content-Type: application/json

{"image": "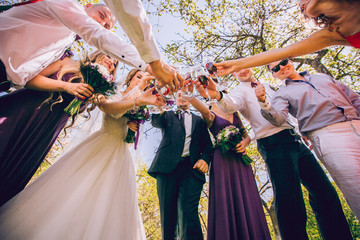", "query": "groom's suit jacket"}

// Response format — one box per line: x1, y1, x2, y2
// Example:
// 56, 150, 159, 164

148, 110, 213, 182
